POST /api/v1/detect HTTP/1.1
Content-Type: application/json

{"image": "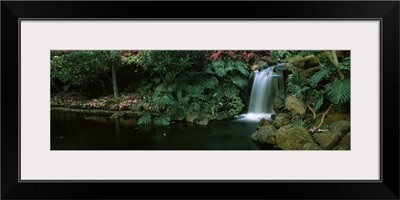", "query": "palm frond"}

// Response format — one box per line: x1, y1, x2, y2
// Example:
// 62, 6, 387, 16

310, 67, 330, 88
325, 78, 350, 105
230, 75, 247, 89
154, 115, 170, 126
202, 76, 219, 89
138, 111, 152, 125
